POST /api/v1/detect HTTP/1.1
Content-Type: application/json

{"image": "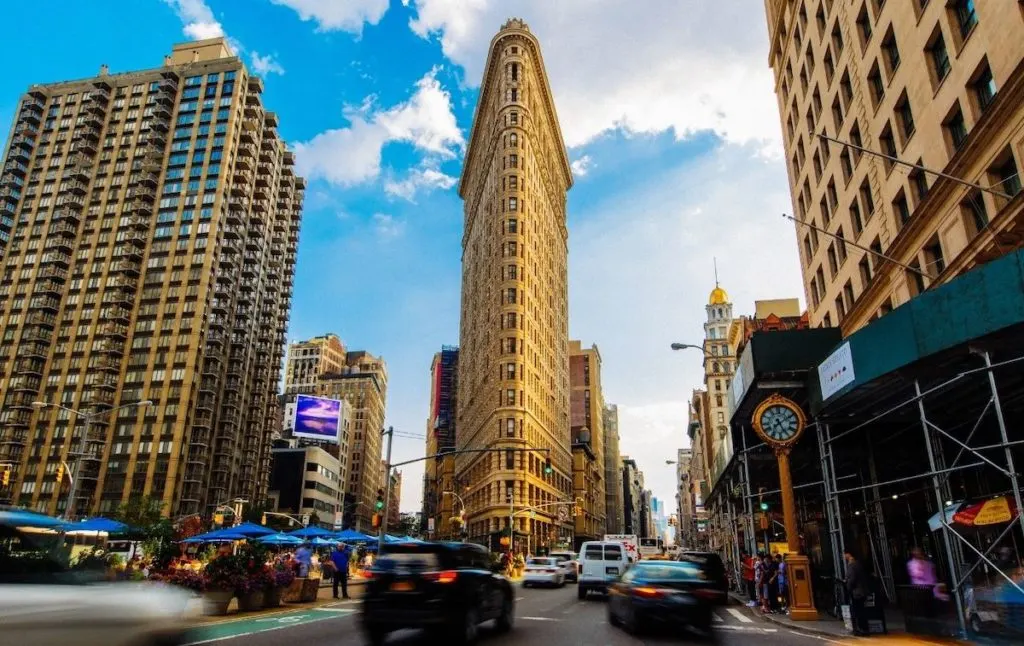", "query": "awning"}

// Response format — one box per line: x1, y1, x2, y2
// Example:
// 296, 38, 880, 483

927, 504, 961, 532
